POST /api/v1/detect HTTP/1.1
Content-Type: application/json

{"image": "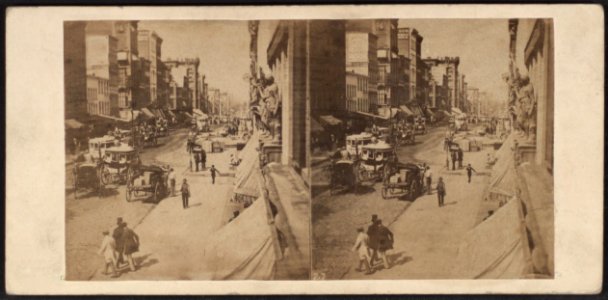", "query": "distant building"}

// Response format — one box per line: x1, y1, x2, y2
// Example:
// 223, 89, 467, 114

467, 87, 480, 116
85, 34, 119, 116
346, 71, 370, 113
64, 21, 87, 119
164, 58, 200, 110
345, 31, 378, 113
423, 57, 460, 109
138, 30, 163, 105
